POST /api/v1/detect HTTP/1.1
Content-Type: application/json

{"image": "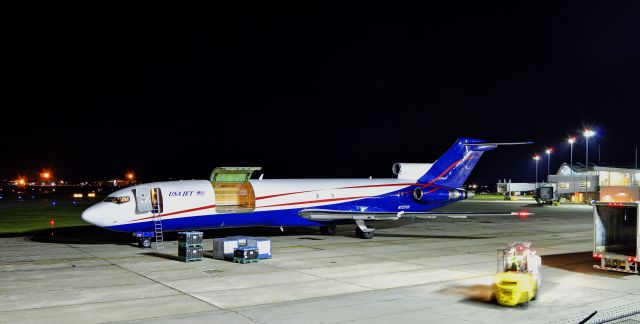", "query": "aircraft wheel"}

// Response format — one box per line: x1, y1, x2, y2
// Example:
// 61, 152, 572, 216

139, 238, 152, 248
355, 227, 374, 239
320, 225, 337, 235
